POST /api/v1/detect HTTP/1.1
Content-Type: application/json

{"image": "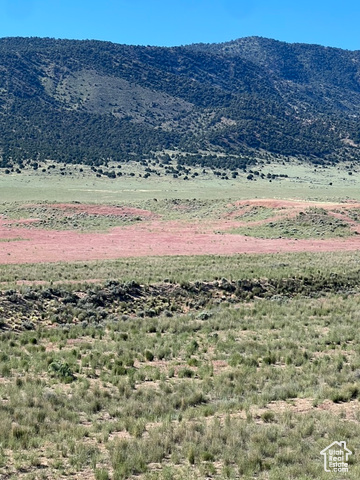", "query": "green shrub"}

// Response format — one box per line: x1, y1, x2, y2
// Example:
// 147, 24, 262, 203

48, 359, 75, 382
178, 368, 194, 378
261, 411, 276, 423
95, 469, 110, 480
144, 350, 154, 362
